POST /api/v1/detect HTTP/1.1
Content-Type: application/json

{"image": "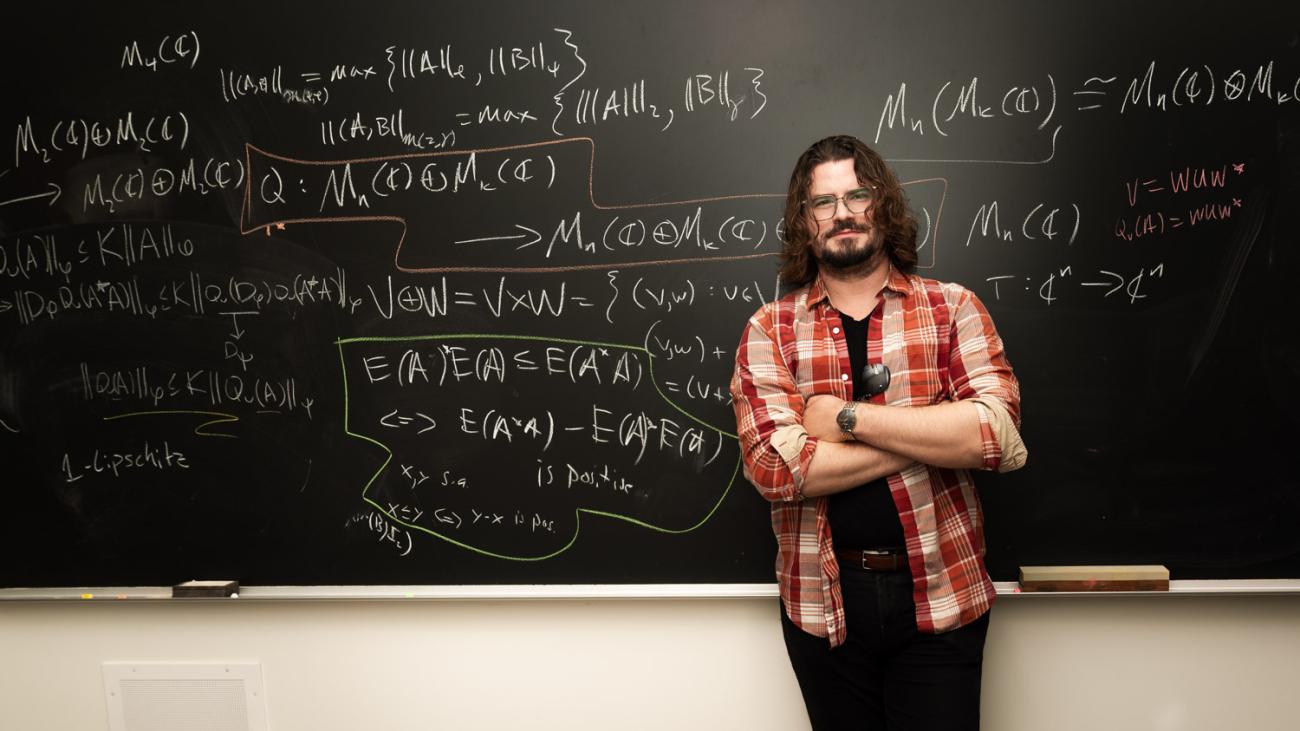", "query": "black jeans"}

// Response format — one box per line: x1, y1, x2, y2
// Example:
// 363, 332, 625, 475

780, 567, 990, 731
